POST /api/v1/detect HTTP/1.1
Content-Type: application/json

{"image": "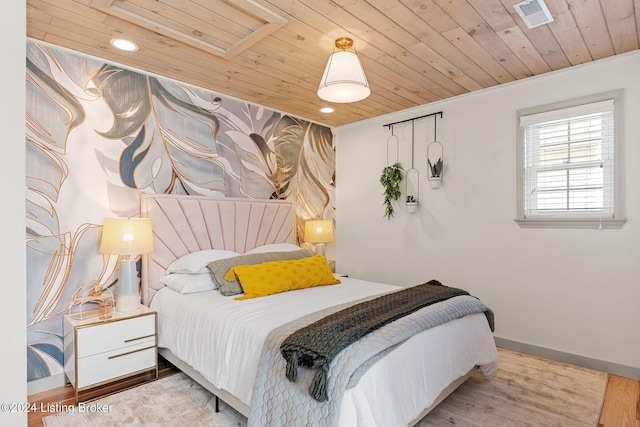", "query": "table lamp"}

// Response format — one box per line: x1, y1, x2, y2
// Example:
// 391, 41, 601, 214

304, 220, 334, 257
100, 218, 153, 312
